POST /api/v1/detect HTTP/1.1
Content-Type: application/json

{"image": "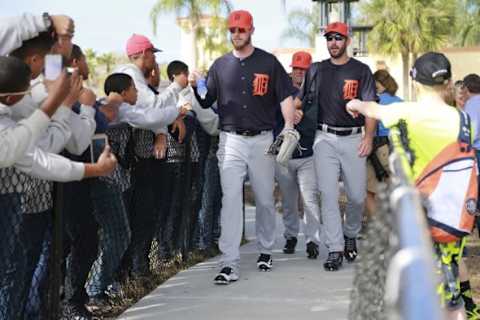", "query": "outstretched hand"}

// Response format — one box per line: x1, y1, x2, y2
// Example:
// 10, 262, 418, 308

346, 99, 364, 118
